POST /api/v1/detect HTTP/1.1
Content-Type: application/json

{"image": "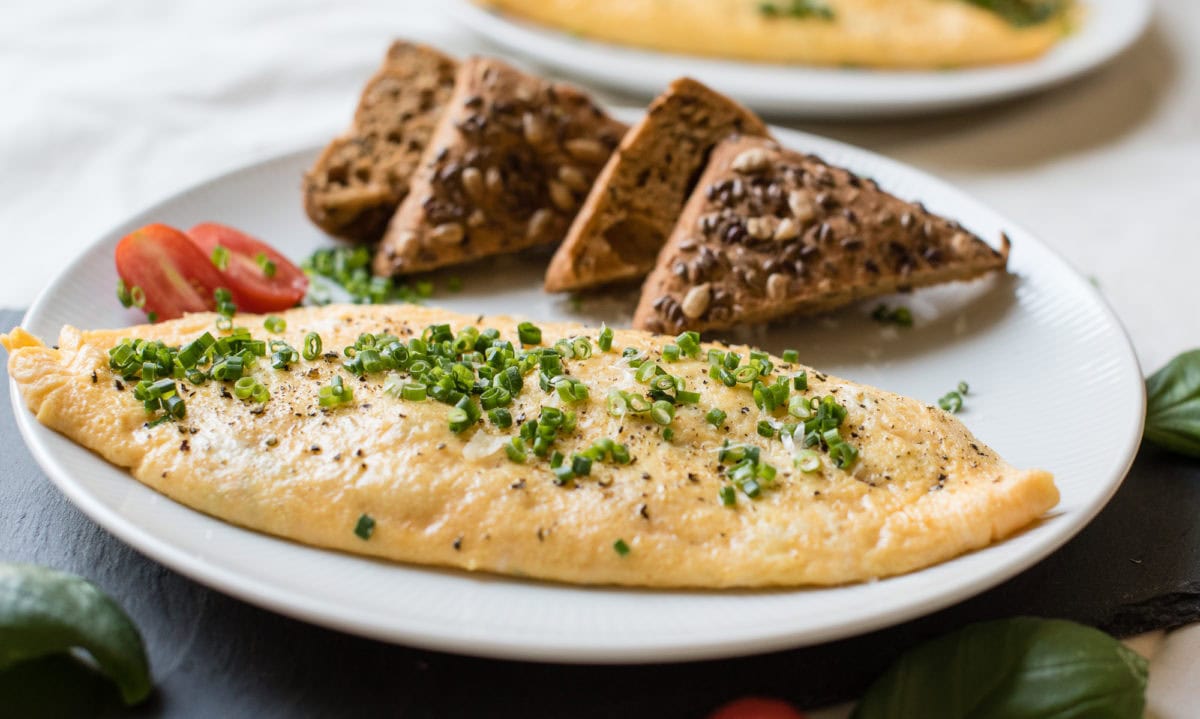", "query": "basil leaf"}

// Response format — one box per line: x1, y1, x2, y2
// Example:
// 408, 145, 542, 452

961, 0, 1066, 27
852, 618, 1148, 719
0, 563, 151, 705
1146, 349, 1200, 457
